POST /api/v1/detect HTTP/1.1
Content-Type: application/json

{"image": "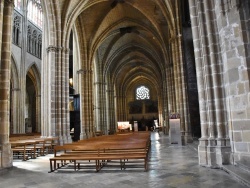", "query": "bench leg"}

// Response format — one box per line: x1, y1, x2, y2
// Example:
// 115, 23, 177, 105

144, 158, 148, 172
96, 160, 99, 172
49, 160, 53, 173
